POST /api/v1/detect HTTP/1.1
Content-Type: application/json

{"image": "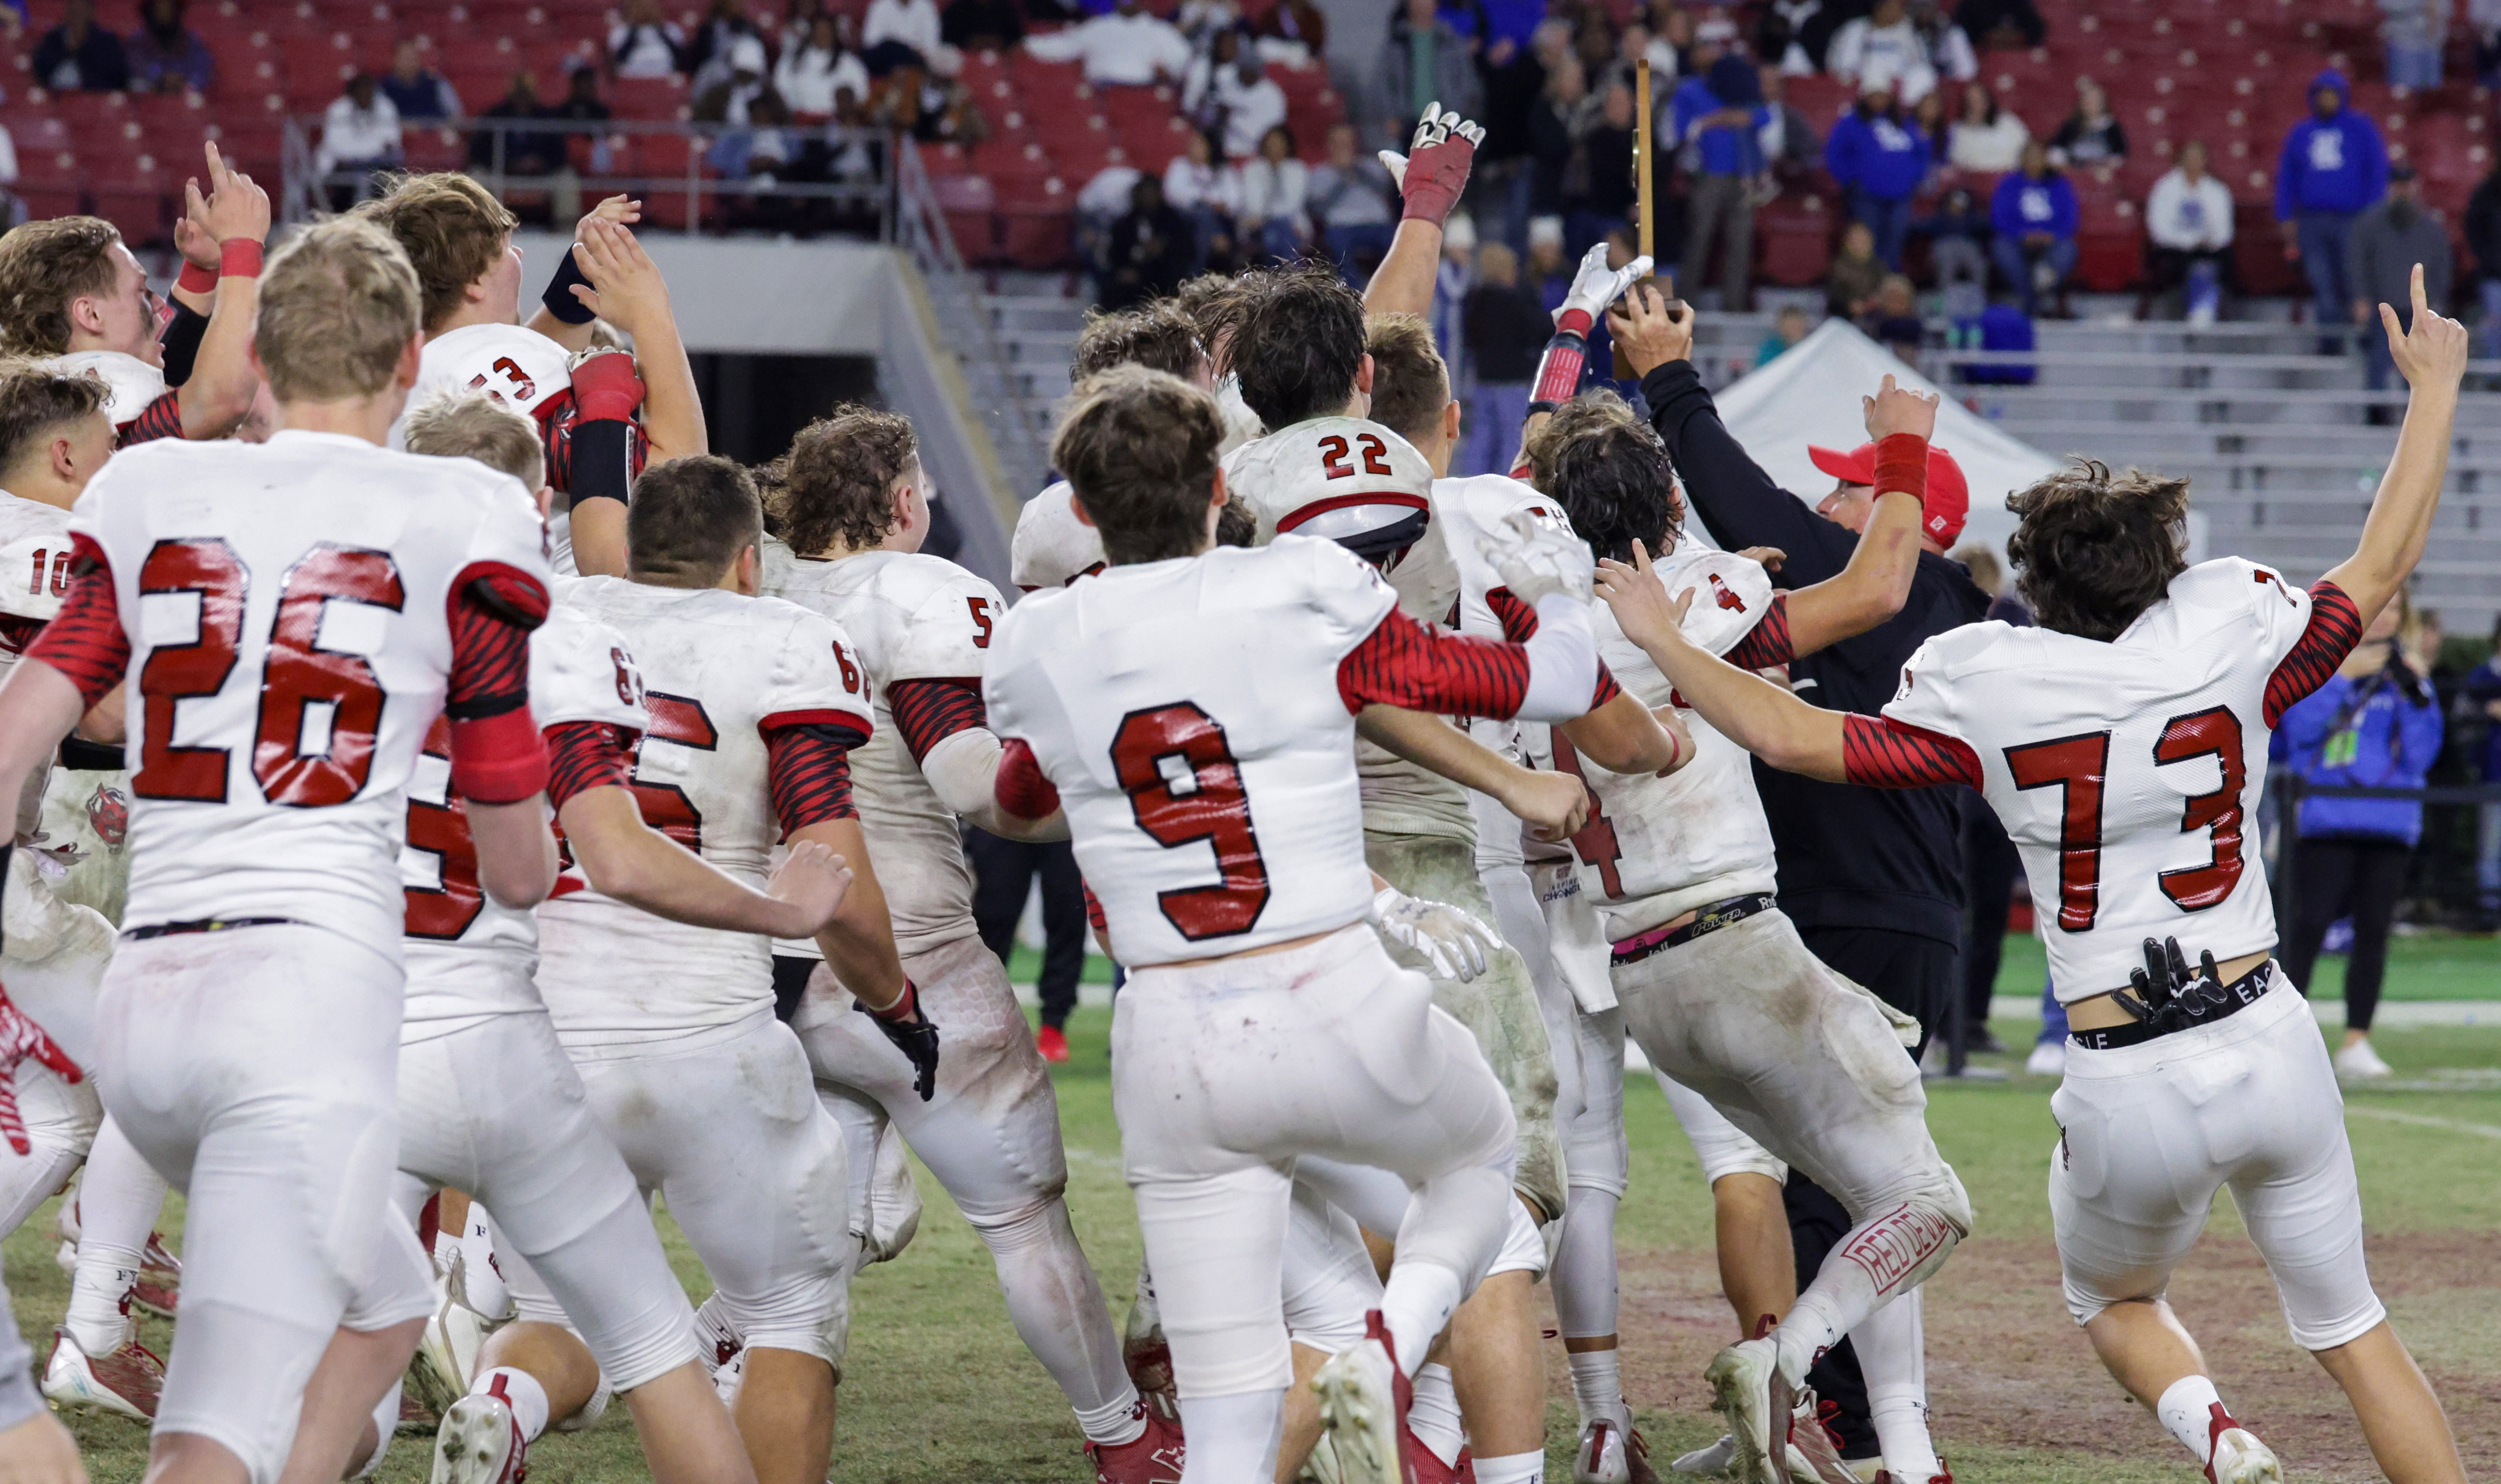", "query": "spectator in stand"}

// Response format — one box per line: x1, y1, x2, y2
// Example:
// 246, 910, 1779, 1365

316, 73, 403, 207
1910, 86, 1948, 159
2468, 150, 2501, 353
1233, 122, 1309, 263
1910, 0, 1978, 83
862, 0, 944, 74
939, 0, 1022, 51
31, 0, 128, 91
1673, 54, 1768, 312
2349, 163, 2452, 391
2381, 0, 2448, 90
775, 14, 868, 116
1174, 0, 1240, 49
1953, 0, 2045, 50
1024, 0, 1192, 88
1162, 127, 1239, 269
2278, 587, 2442, 1084
1825, 79, 1931, 269
1253, 0, 1326, 65
1566, 78, 1639, 257
1859, 271, 1922, 358
779, 0, 824, 51
1756, 303, 1811, 364
126, 0, 213, 94
472, 69, 567, 176
1526, 52, 1589, 222
1826, 218, 1884, 317
694, 34, 772, 119
1181, 27, 1238, 116
686, 0, 768, 92
1212, 47, 1287, 160
1915, 182, 1989, 316
1989, 138, 2076, 315
2146, 139, 2235, 323
1525, 213, 1569, 308
1102, 174, 1194, 308
2048, 75, 2125, 173
1828, 0, 1961, 105
1309, 121, 1397, 280
2276, 69, 2389, 342
1382, 0, 1481, 140
1461, 241, 1545, 474
610, 0, 689, 80
1945, 80, 2026, 174
379, 39, 461, 122
2465, 616, 2501, 920
1757, 65, 1819, 181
